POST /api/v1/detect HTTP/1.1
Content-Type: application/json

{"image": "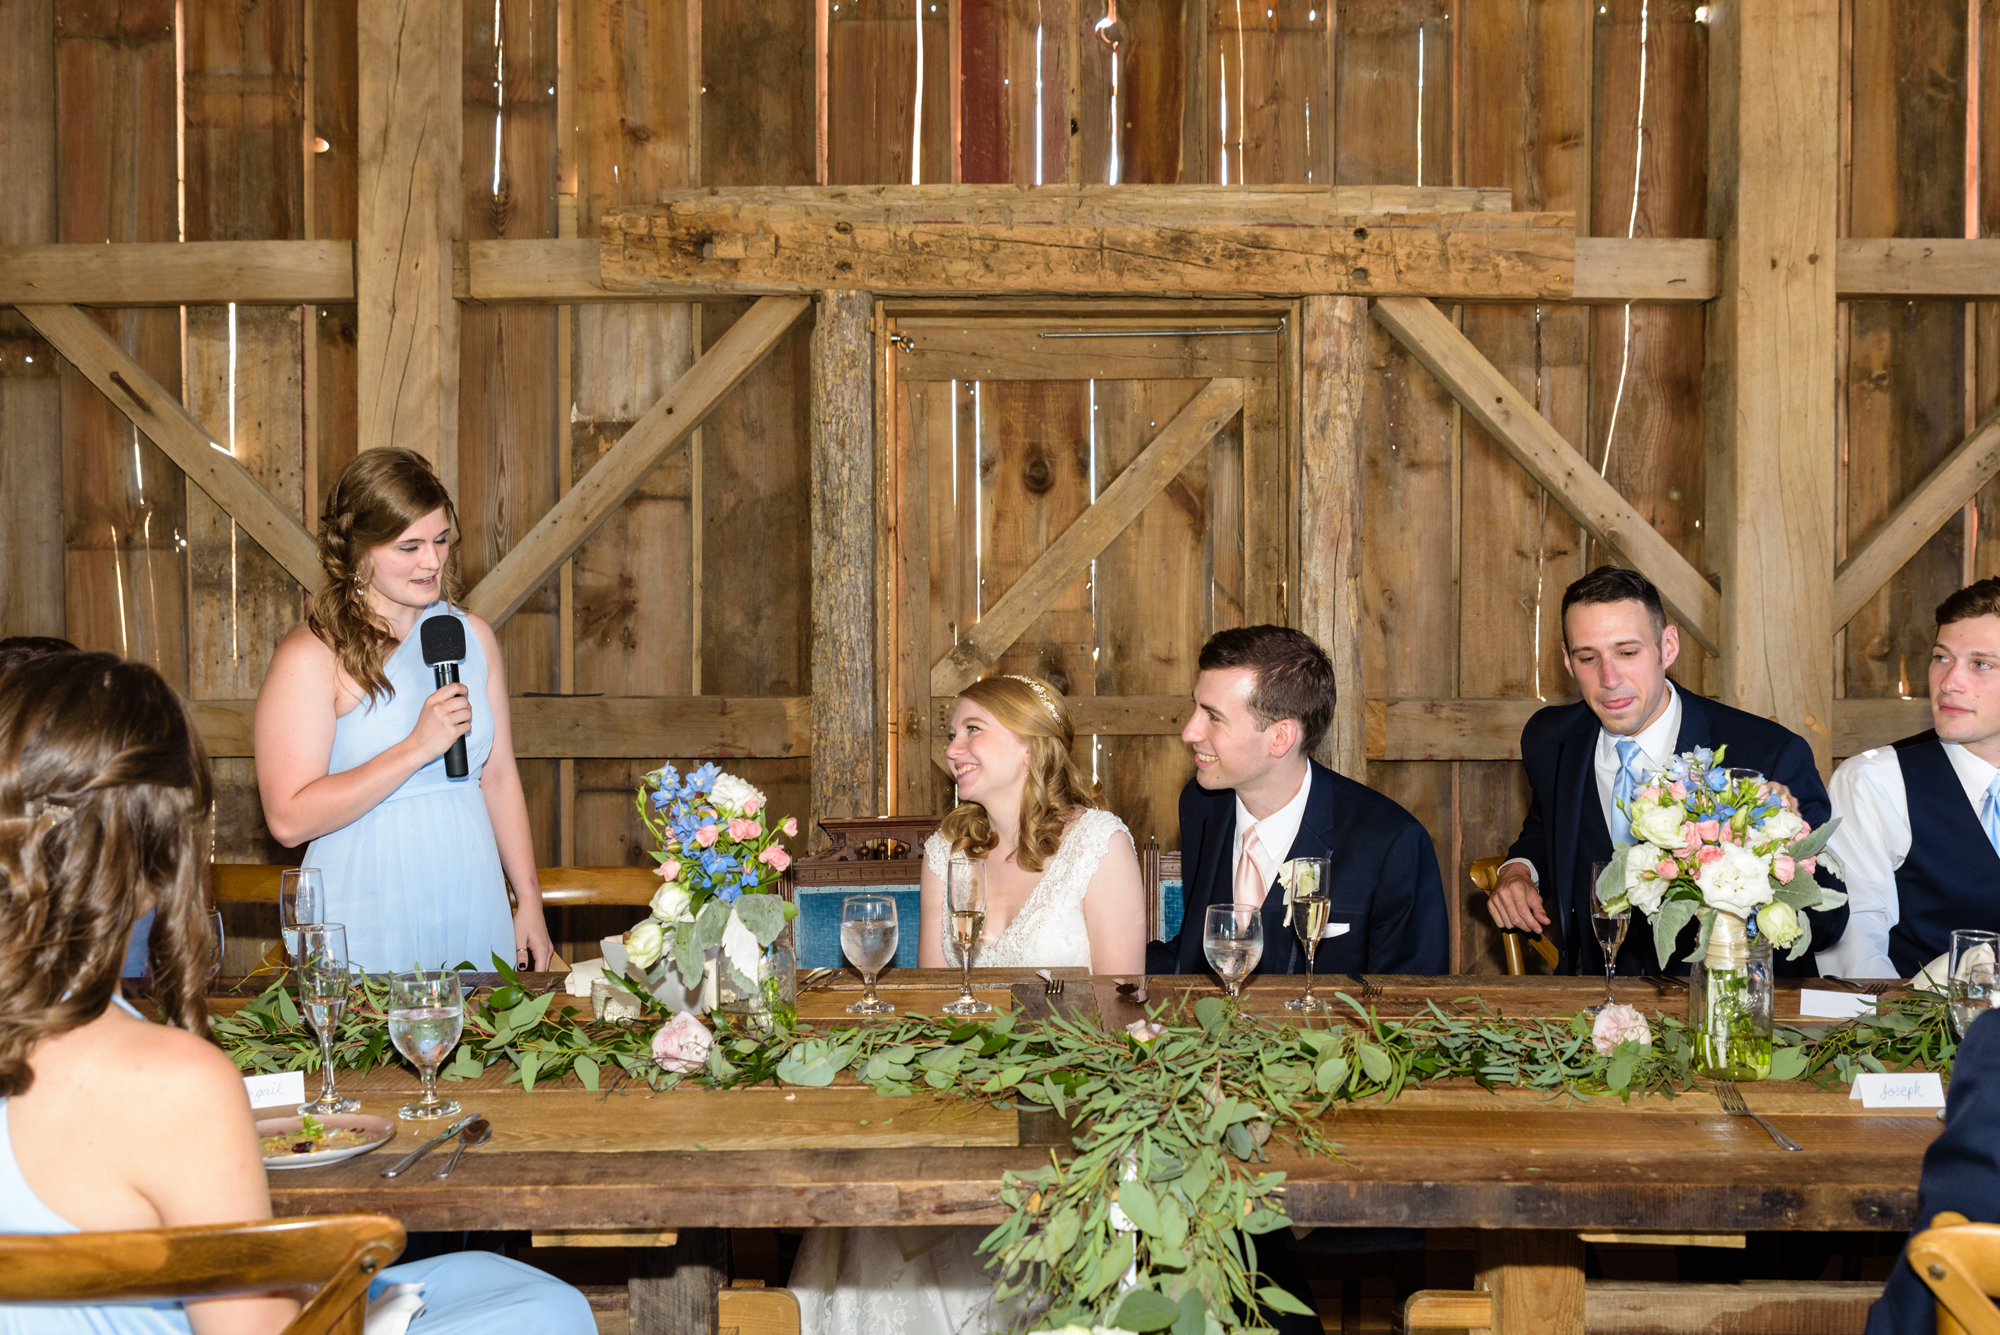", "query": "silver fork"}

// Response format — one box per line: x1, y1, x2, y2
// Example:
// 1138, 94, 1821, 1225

1043, 974, 1064, 997
1715, 1080, 1803, 1152
1346, 974, 1382, 1002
